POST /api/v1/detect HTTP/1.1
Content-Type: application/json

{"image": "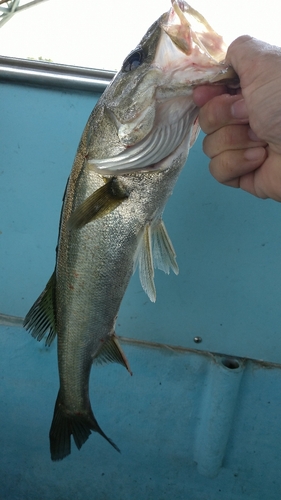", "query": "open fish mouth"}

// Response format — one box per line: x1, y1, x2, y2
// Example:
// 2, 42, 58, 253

163, 0, 228, 62
158, 0, 238, 80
